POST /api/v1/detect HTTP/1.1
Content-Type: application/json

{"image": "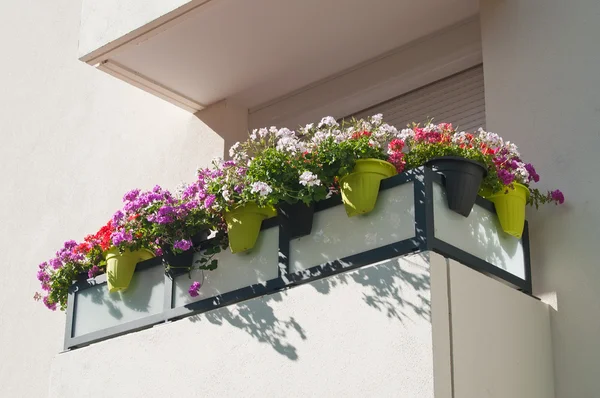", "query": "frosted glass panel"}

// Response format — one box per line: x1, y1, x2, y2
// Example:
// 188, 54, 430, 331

73, 265, 165, 337
433, 183, 526, 279
173, 227, 280, 307
290, 183, 415, 273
